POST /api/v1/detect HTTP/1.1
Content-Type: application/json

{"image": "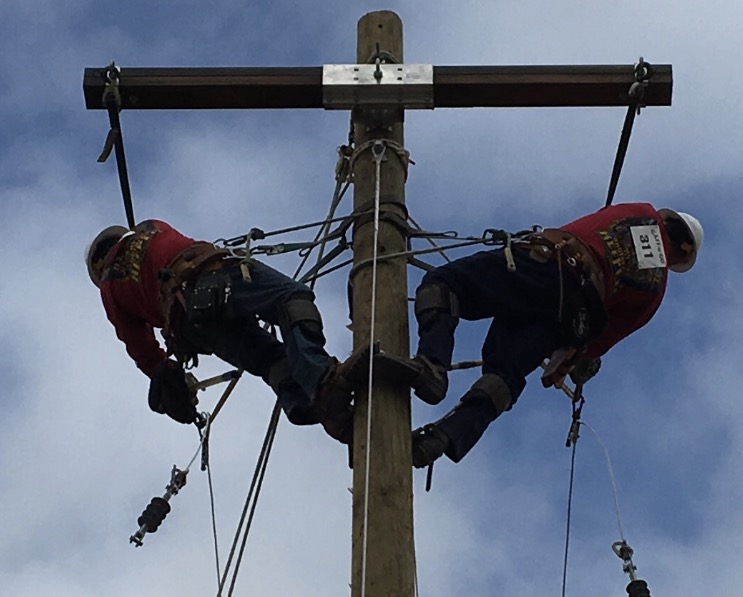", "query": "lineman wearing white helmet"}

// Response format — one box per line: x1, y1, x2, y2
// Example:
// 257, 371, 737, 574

373, 202, 703, 469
